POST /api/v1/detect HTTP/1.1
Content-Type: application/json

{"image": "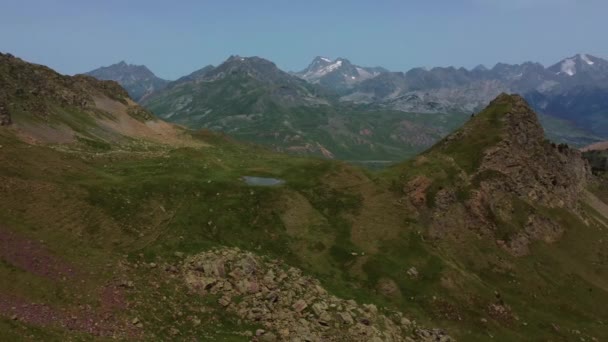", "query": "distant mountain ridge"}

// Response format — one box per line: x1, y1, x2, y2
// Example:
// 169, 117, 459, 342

85, 61, 169, 102
87, 53, 608, 155
341, 54, 608, 142
294, 56, 387, 91
143, 55, 466, 161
